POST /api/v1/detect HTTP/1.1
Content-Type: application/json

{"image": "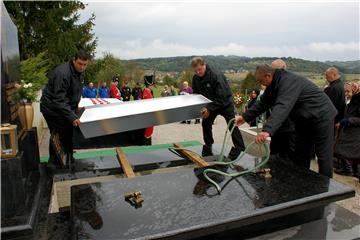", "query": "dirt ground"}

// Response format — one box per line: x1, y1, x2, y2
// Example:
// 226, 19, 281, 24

39, 116, 360, 216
